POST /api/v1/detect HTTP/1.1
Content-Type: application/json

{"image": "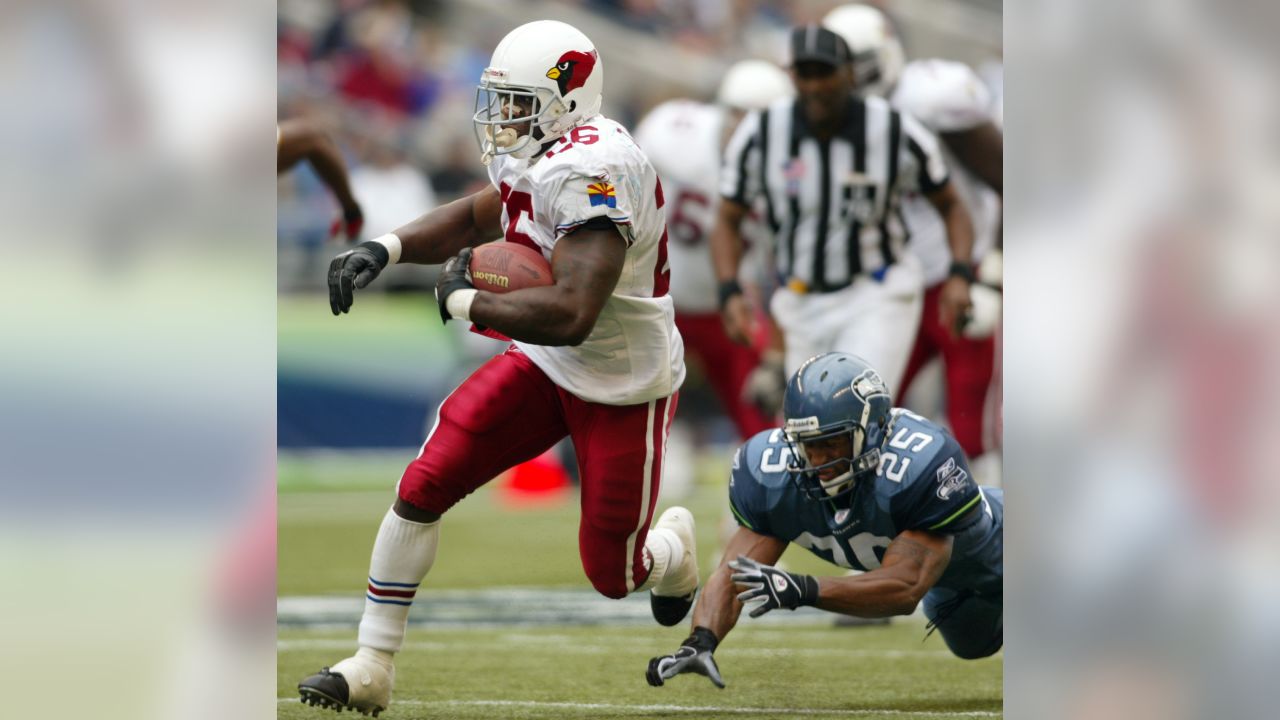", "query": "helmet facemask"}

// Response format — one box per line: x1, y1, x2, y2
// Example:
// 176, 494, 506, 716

784, 418, 881, 502
473, 81, 569, 165
851, 49, 884, 92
